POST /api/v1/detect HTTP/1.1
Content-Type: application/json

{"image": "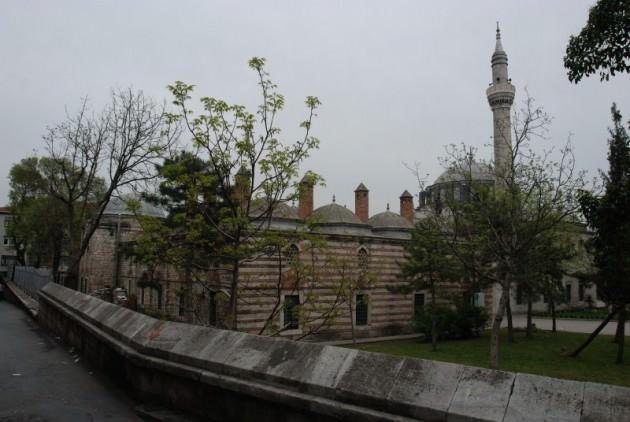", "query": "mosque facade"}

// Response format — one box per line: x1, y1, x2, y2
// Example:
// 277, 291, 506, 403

78, 28, 598, 340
